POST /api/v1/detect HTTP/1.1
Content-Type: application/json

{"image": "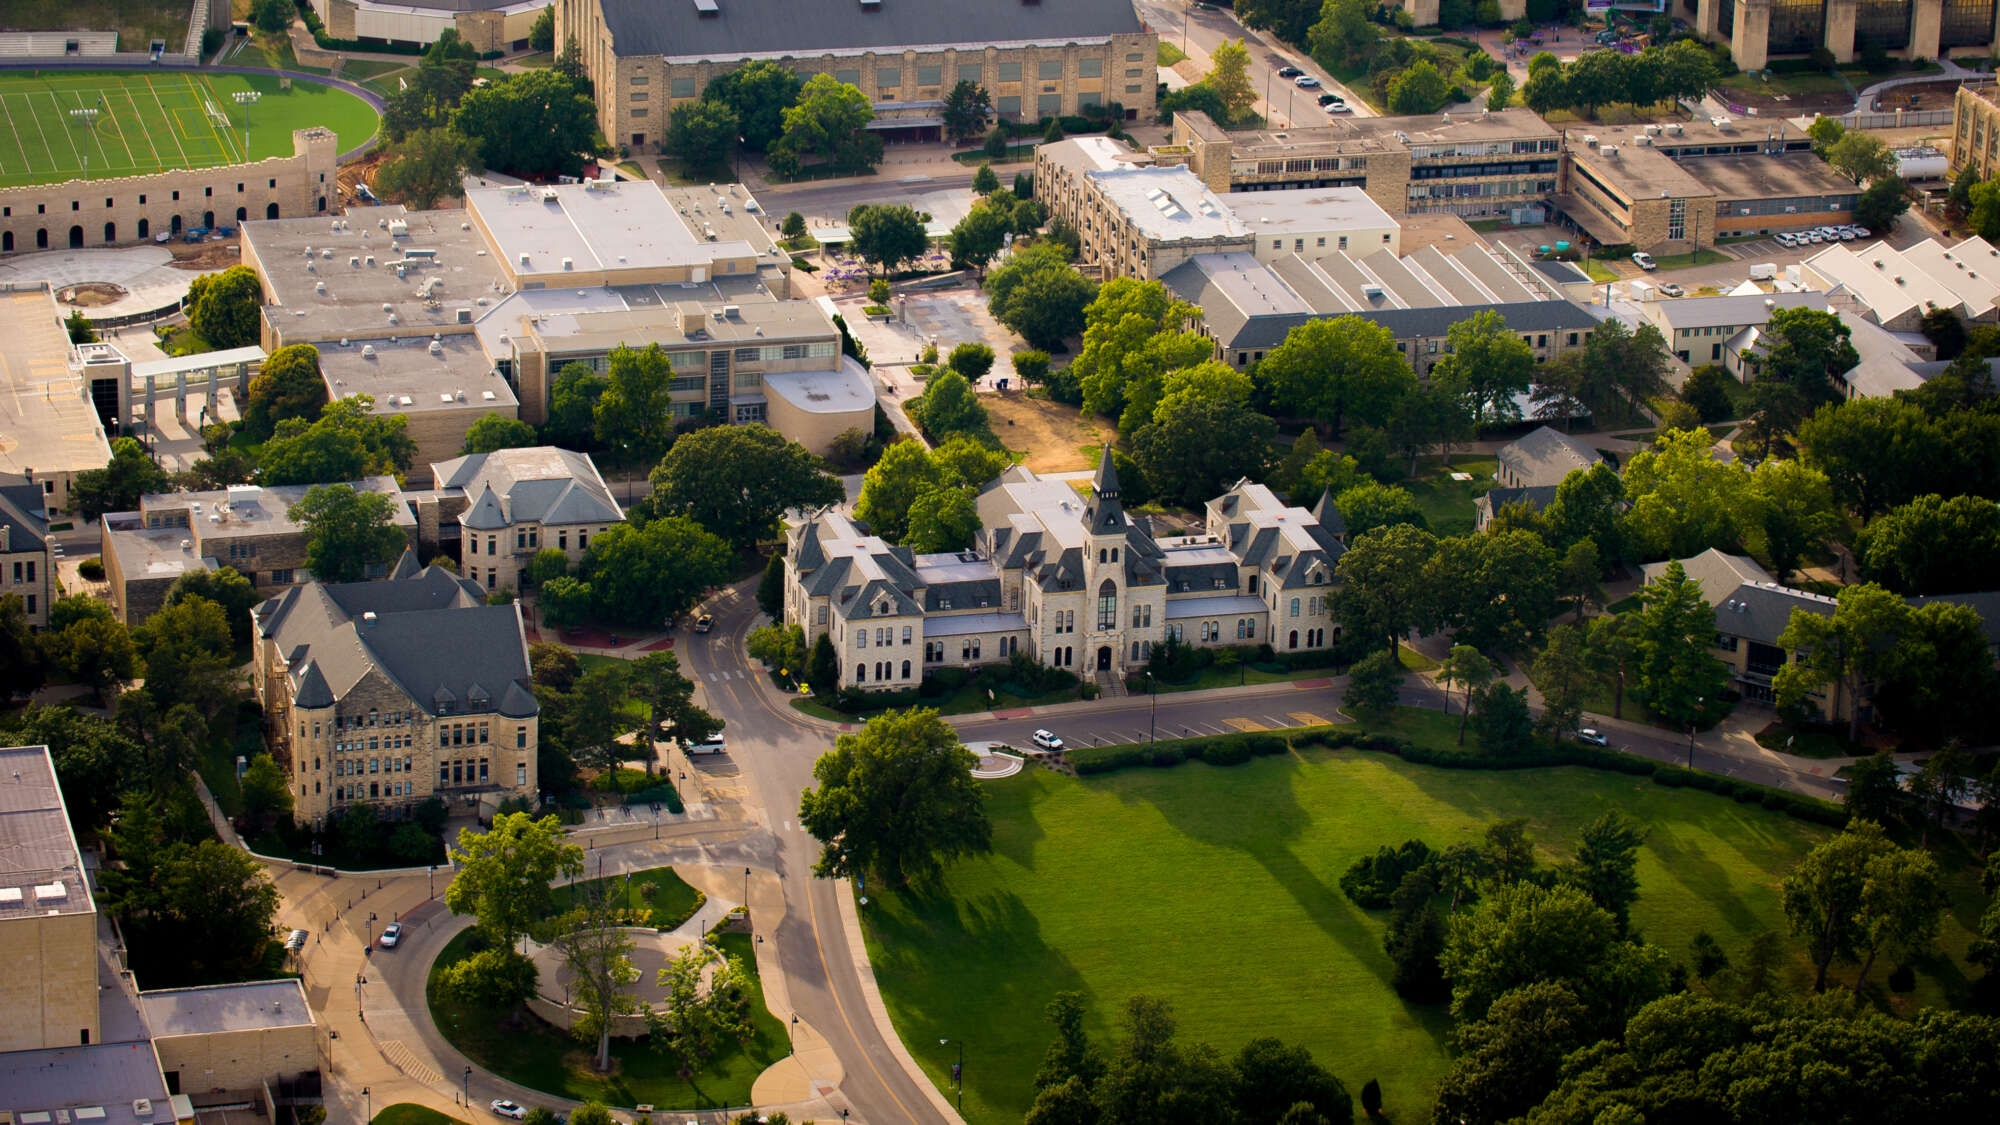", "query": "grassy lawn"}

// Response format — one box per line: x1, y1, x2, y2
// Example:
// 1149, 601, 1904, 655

1158, 42, 1188, 67
857, 733, 1944, 1125
160, 324, 215, 357
340, 59, 408, 82
514, 52, 556, 69
372, 1107, 464, 1125
1648, 249, 1732, 270
793, 674, 1084, 721
1578, 258, 1621, 283
1720, 71, 1852, 96
1397, 643, 1438, 673
549, 866, 706, 931
1149, 662, 1331, 694
1402, 456, 1496, 537
428, 929, 787, 1106
1754, 722, 1874, 760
